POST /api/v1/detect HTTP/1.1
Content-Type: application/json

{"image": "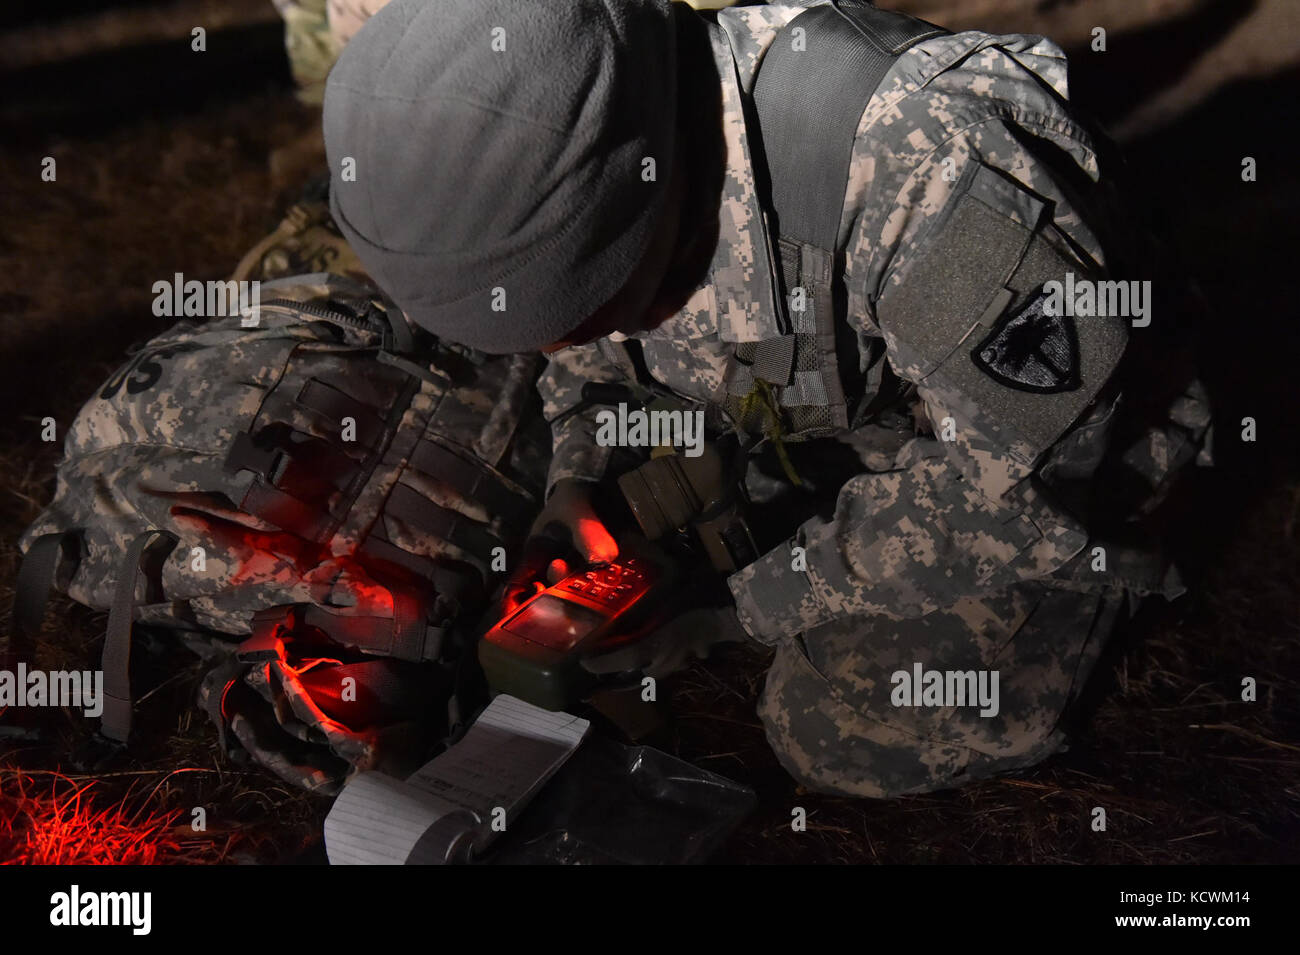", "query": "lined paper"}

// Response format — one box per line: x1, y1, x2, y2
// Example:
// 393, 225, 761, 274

323, 771, 469, 866
324, 695, 591, 864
